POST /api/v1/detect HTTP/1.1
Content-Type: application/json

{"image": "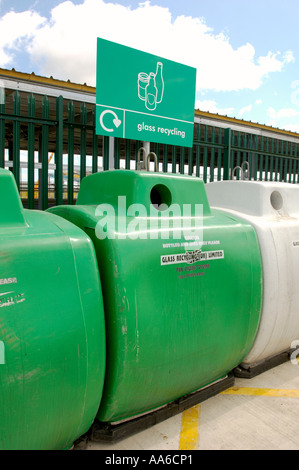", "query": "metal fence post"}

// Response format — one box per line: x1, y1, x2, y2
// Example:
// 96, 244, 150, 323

0, 92, 4, 168
103, 136, 110, 170
92, 107, 99, 173
39, 96, 49, 210
56, 95, 63, 205
13, 91, 20, 188
80, 102, 87, 180
223, 127, 232, 180
68, 101, 75, 205
28, 93, 35, 209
